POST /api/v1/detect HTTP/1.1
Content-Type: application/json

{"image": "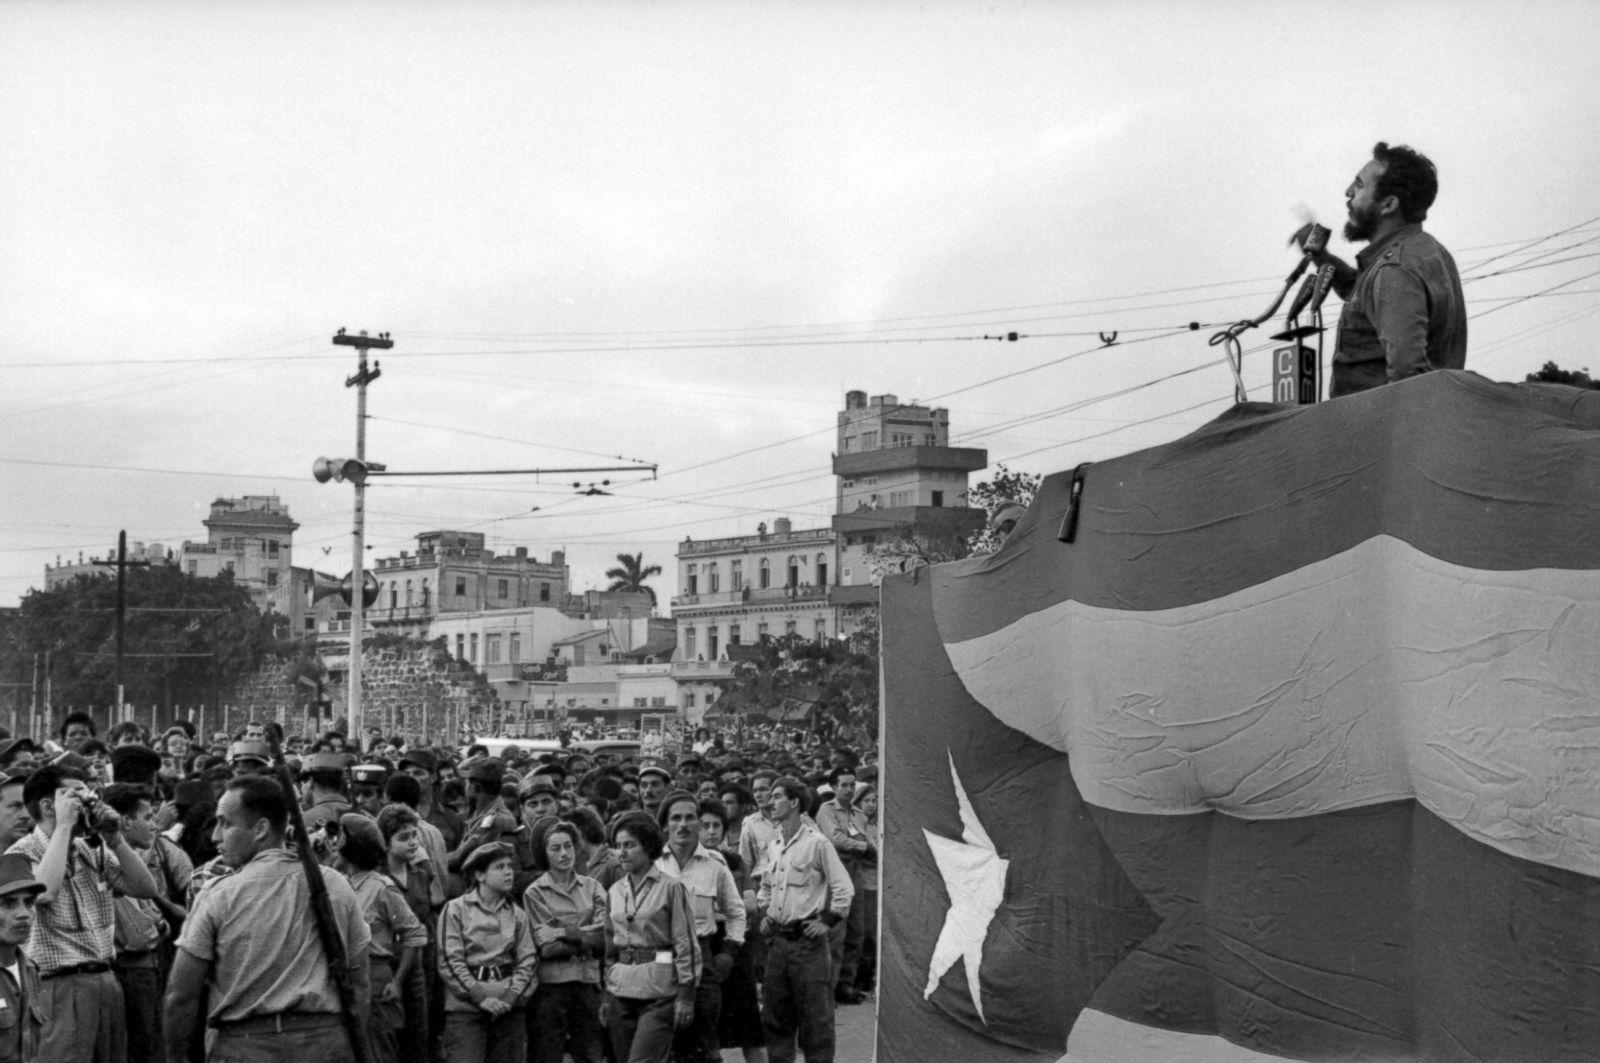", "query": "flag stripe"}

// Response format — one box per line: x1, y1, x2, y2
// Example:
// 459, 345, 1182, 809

932, 372, 1600, 646
940, 533, 1600, 877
